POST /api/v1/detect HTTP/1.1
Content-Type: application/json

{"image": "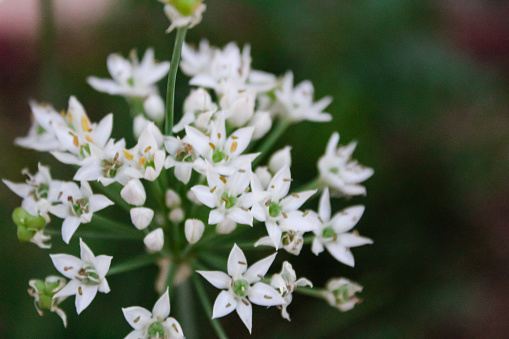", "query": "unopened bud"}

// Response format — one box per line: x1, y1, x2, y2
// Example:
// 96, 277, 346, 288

169, 207, 184, 223
217, 218, 236, 234
143, 94, 165, 123
165, 189, 181, 208
121, 179, 146, 206
324, 278, 363, 312
250, 111, 272, 140
144, 228, 164, 252
130, 207, 154, 230
184, 219, 205, 244
168, 0, 203, 16
254, 167, 272, 190
269, 146, 292, 174
13, 207, 46, 231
